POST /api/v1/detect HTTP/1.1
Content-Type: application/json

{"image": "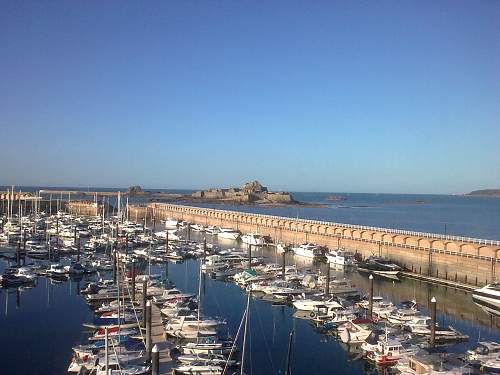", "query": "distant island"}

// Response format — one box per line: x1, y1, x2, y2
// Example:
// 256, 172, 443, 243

189, 180, 299, 205
466, 189, 500, 197
129, 181, 324, 207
